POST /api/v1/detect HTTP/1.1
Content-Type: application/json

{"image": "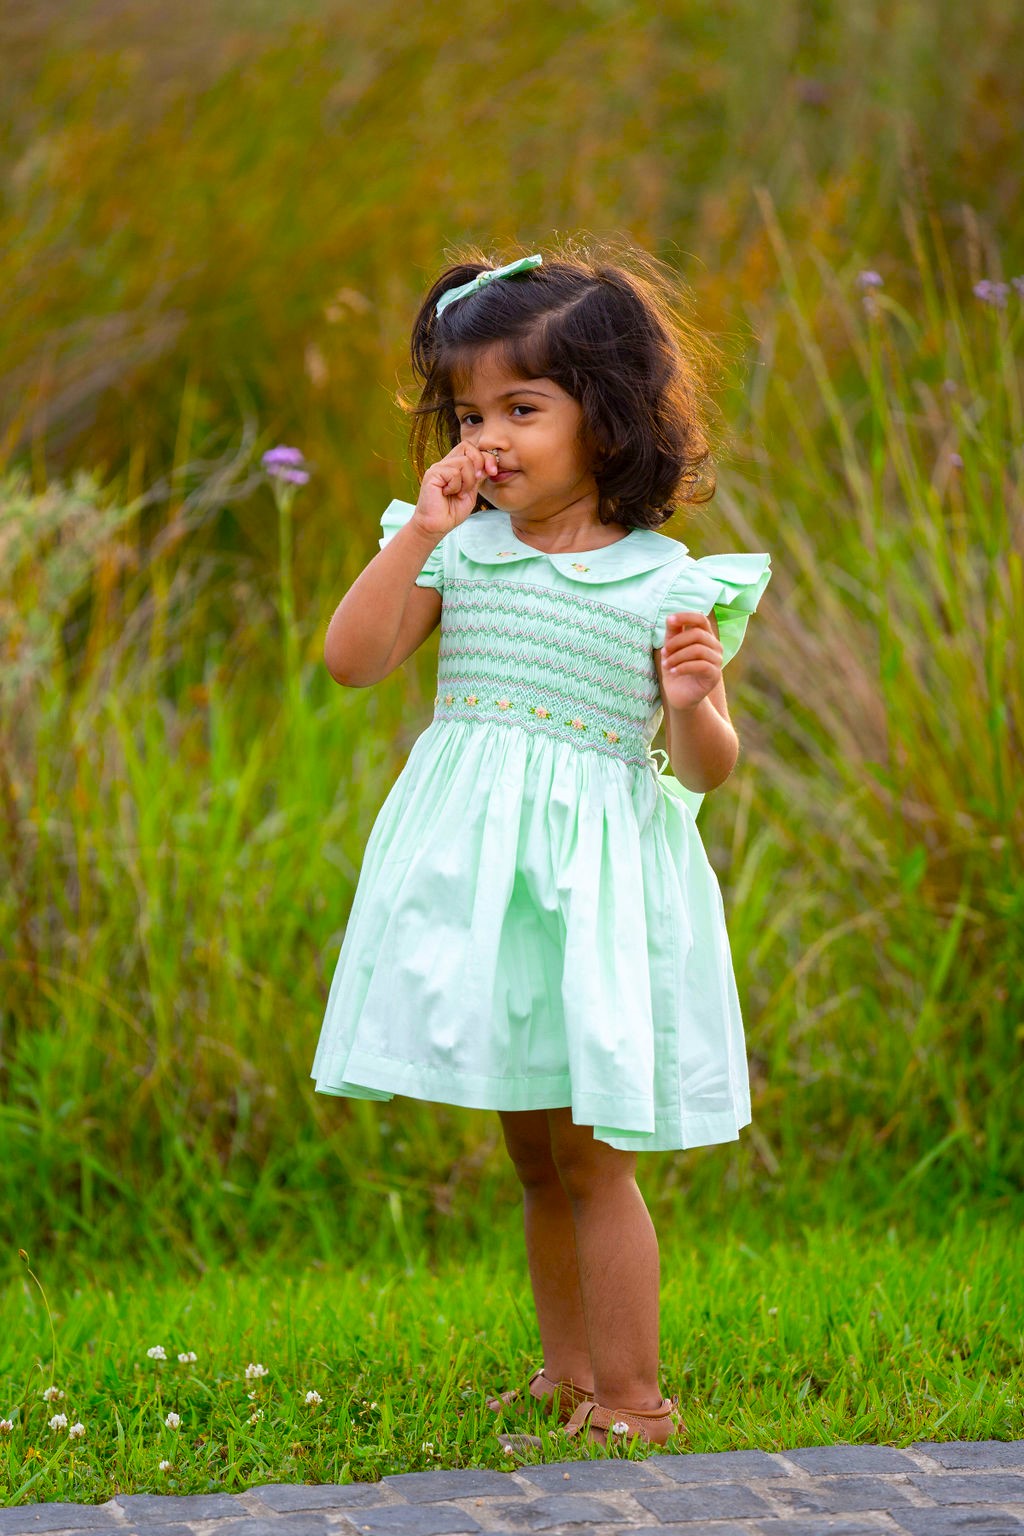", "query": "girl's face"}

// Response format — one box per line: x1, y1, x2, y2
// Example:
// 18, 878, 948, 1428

452, 348, 599, 522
